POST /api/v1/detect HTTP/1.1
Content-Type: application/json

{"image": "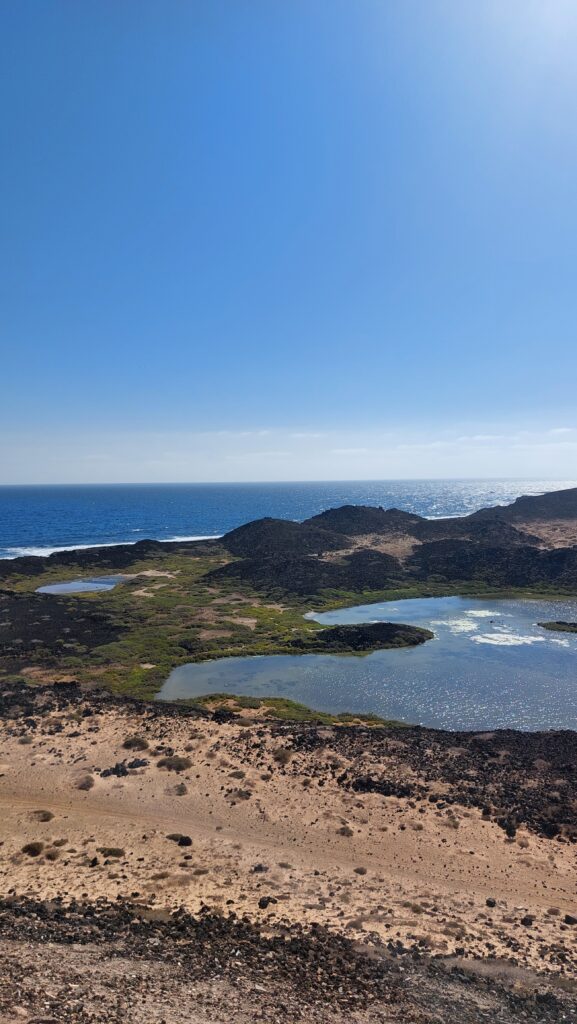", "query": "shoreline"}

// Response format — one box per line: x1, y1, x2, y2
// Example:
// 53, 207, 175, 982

0, 533, 223, 560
